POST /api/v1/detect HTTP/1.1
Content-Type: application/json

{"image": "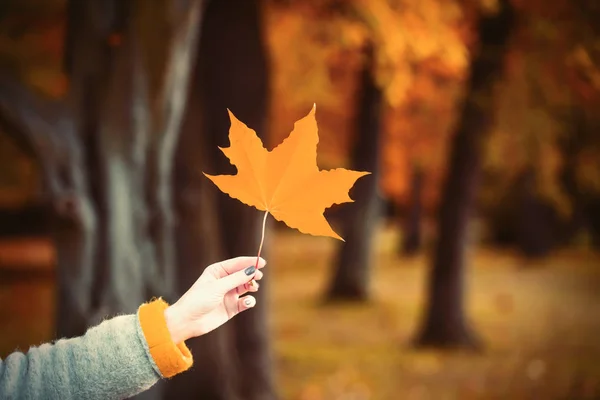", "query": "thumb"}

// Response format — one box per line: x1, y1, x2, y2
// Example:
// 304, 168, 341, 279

216, 265, 257, 294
